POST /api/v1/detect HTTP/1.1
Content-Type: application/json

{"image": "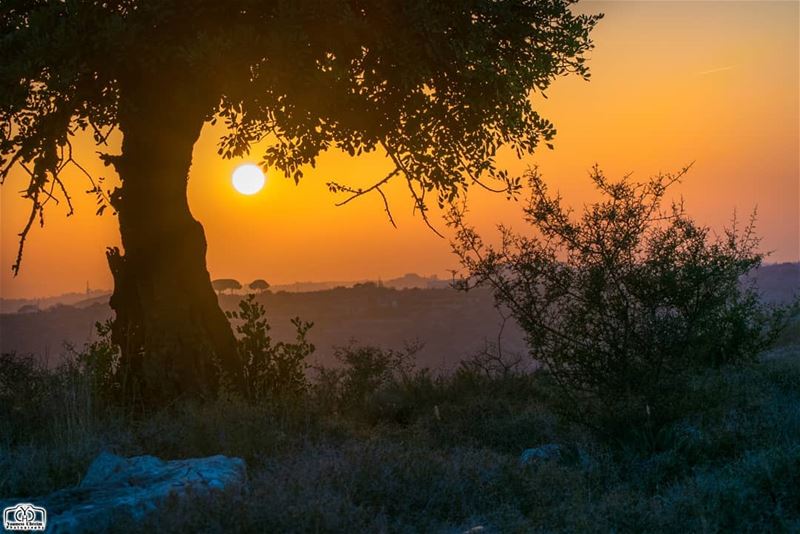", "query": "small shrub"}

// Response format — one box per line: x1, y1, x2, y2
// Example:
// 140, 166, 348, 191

460, 340, 527, 379
1, 328, 119, 448
67, 319, 123, 405
451, 165, 793, 439
0, 353, 51, 445
336, 343, 417, 409
312, 342, 422, 422
226, 294, 314, 403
